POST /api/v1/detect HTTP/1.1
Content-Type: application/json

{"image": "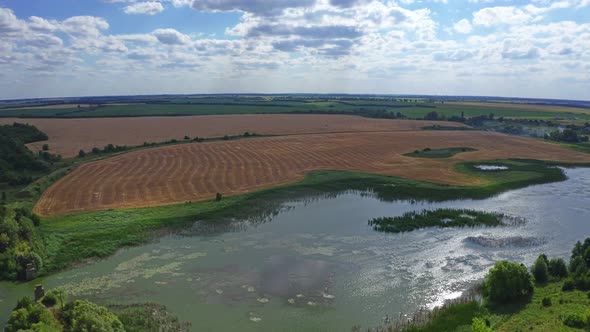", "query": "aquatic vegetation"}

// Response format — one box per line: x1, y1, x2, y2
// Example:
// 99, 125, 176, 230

368, 209, 516, 233
110, 303, 191, 332
404, 147, 477, 158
